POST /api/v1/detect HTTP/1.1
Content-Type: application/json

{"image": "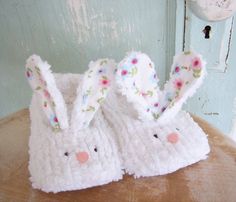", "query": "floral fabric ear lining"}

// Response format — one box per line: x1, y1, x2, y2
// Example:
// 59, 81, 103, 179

72, 59, 116, 131
26, 56, 116, 132
116, 52, 161, 121
116, 51, 206, 123
157, 51, 206, 123
25, 55, 69, 130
